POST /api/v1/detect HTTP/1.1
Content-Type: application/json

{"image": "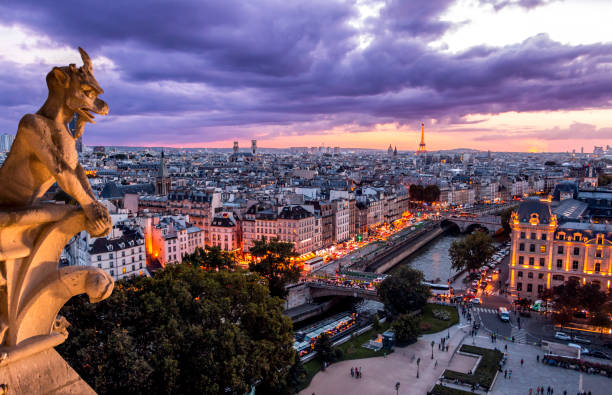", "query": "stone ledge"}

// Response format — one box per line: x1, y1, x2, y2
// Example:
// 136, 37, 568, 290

0, 348, 95, 395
